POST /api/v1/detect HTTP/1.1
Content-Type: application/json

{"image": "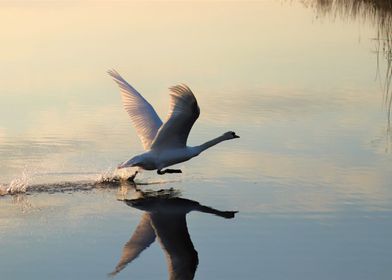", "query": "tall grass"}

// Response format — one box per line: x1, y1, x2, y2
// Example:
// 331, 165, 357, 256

304, 0, 392, 150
